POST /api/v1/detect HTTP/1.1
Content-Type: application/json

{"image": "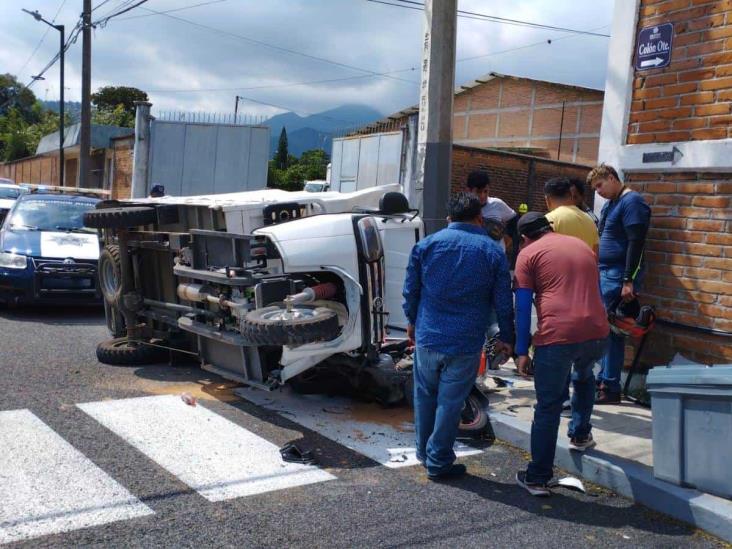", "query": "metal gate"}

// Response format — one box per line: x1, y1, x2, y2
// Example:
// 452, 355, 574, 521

148, 120, 270, 196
